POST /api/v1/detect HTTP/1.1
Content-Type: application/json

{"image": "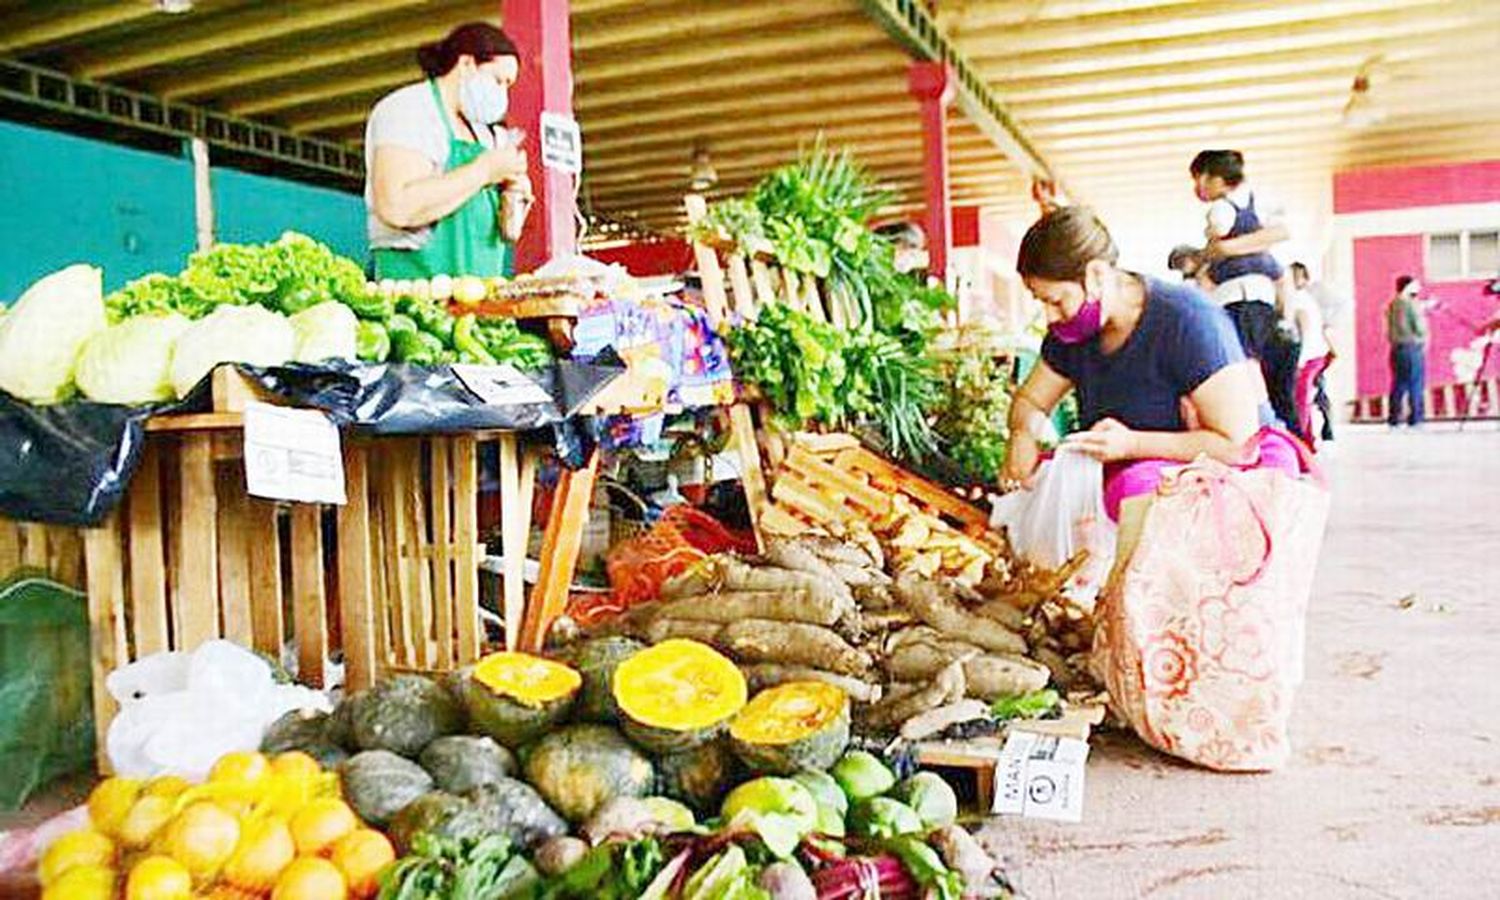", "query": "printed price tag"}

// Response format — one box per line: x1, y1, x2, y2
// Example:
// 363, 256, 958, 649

993, 731, 1090, 822
540, 111, 582, 174
243, 403, 346, 505
451, 363, 553, 407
